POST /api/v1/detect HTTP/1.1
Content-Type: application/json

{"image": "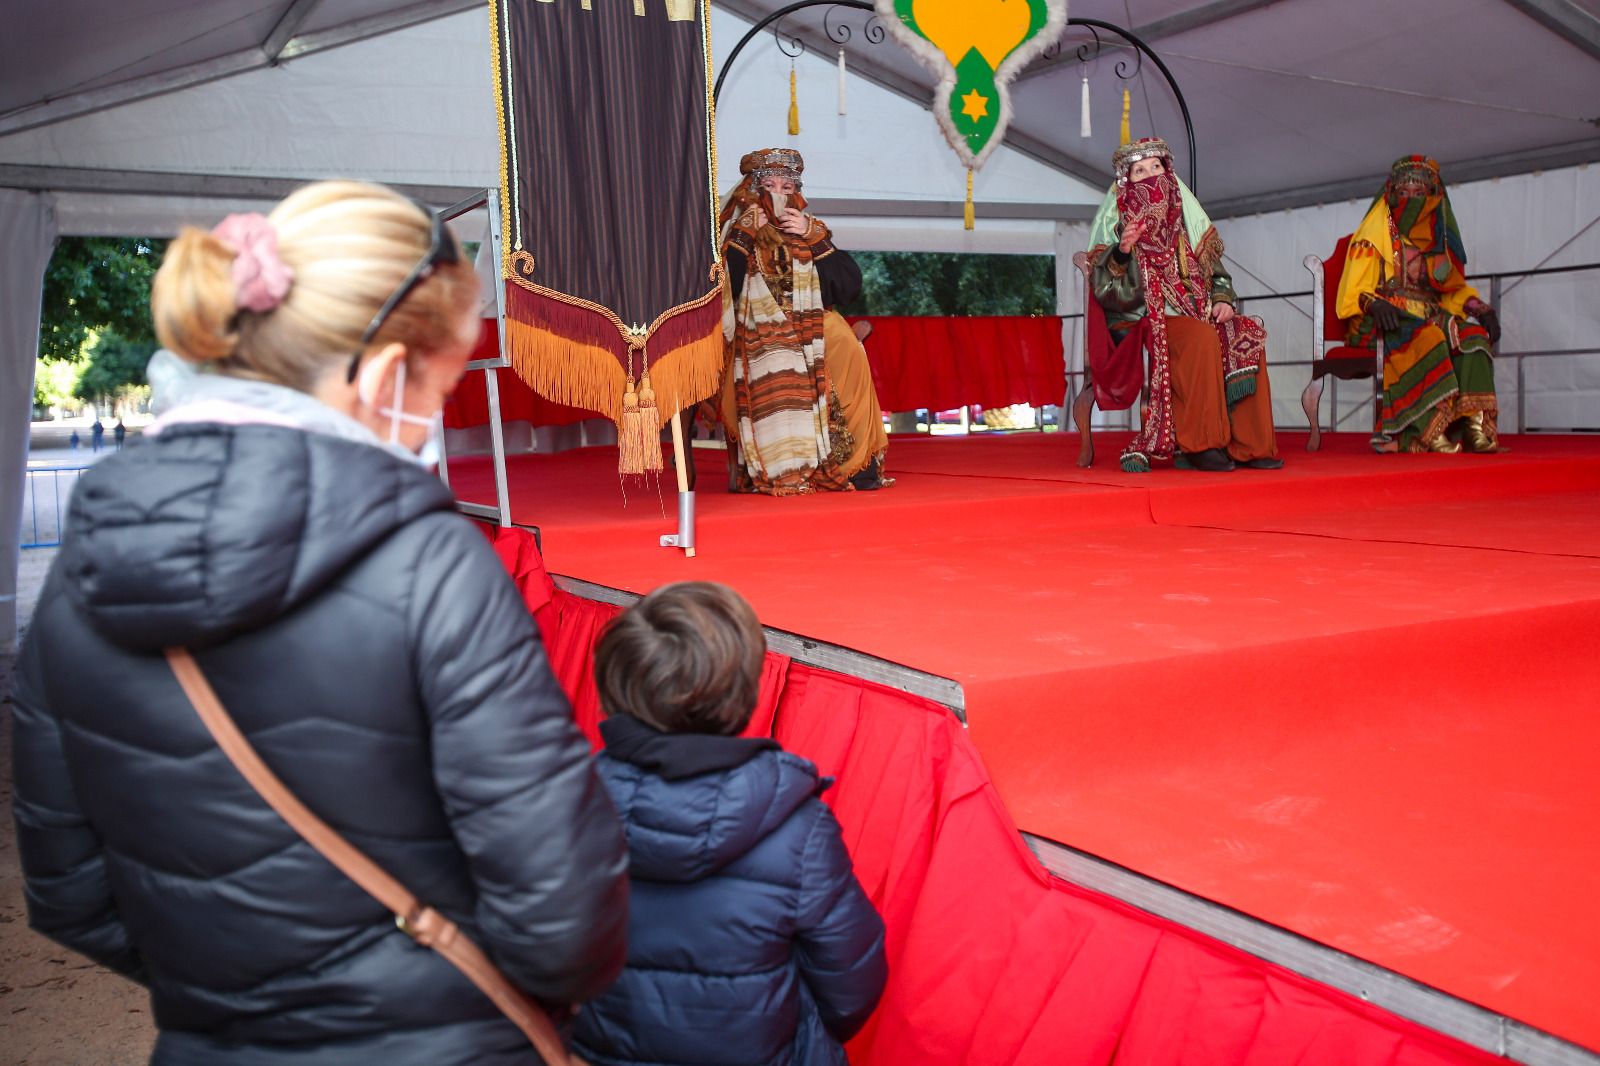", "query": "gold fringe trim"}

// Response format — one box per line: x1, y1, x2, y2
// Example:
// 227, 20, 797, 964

502, 318, 627, 423
641, 328, 726, 428
502, 291, 723, 428
506, 274, 724, 352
